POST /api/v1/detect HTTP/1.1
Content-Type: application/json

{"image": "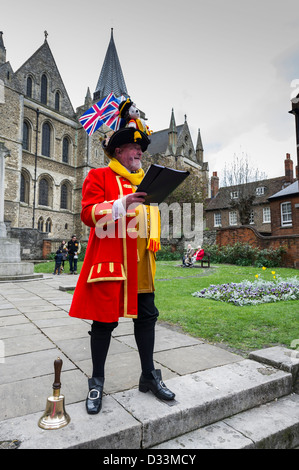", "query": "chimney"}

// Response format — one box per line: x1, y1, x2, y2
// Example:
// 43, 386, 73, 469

211, 171, 219, 198
284, 153, 294, 182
